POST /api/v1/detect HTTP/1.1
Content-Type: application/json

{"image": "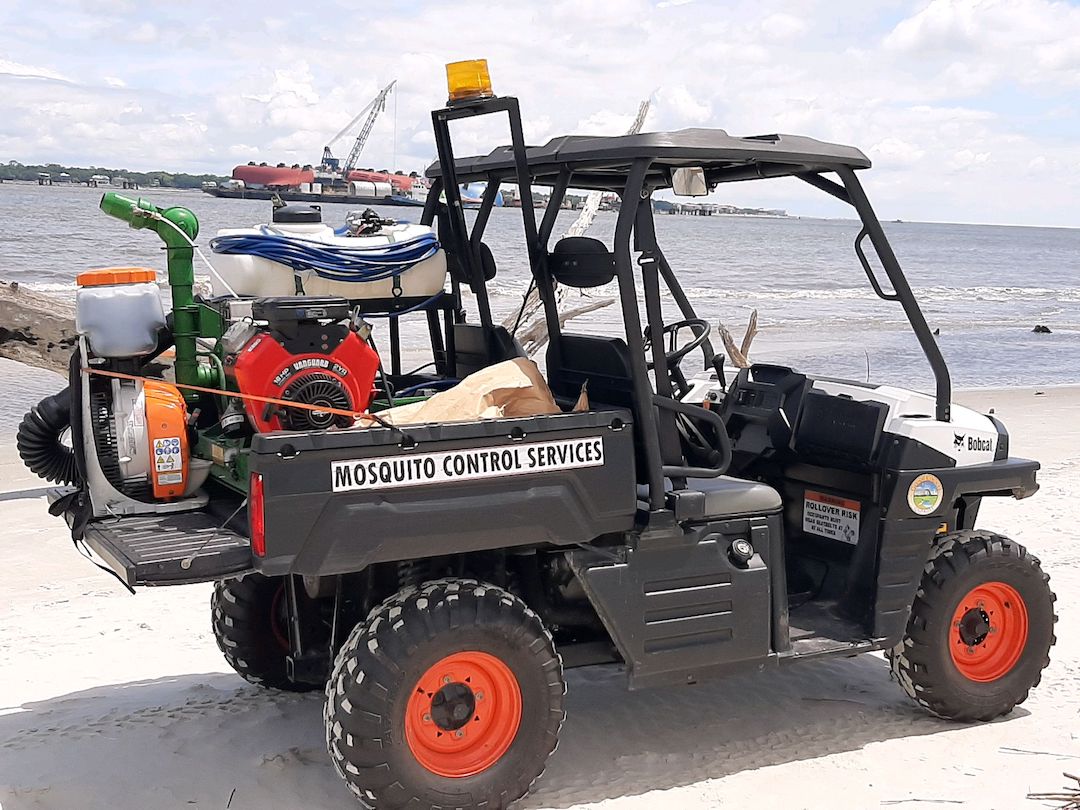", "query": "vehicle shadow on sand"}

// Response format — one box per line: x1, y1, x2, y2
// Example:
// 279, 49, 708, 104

527, 653, 1013, 807
0, 656, 1020, 809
